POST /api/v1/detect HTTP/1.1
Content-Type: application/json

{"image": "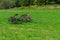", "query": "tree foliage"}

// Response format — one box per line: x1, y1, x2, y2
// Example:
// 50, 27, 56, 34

0, 0, 60, 9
